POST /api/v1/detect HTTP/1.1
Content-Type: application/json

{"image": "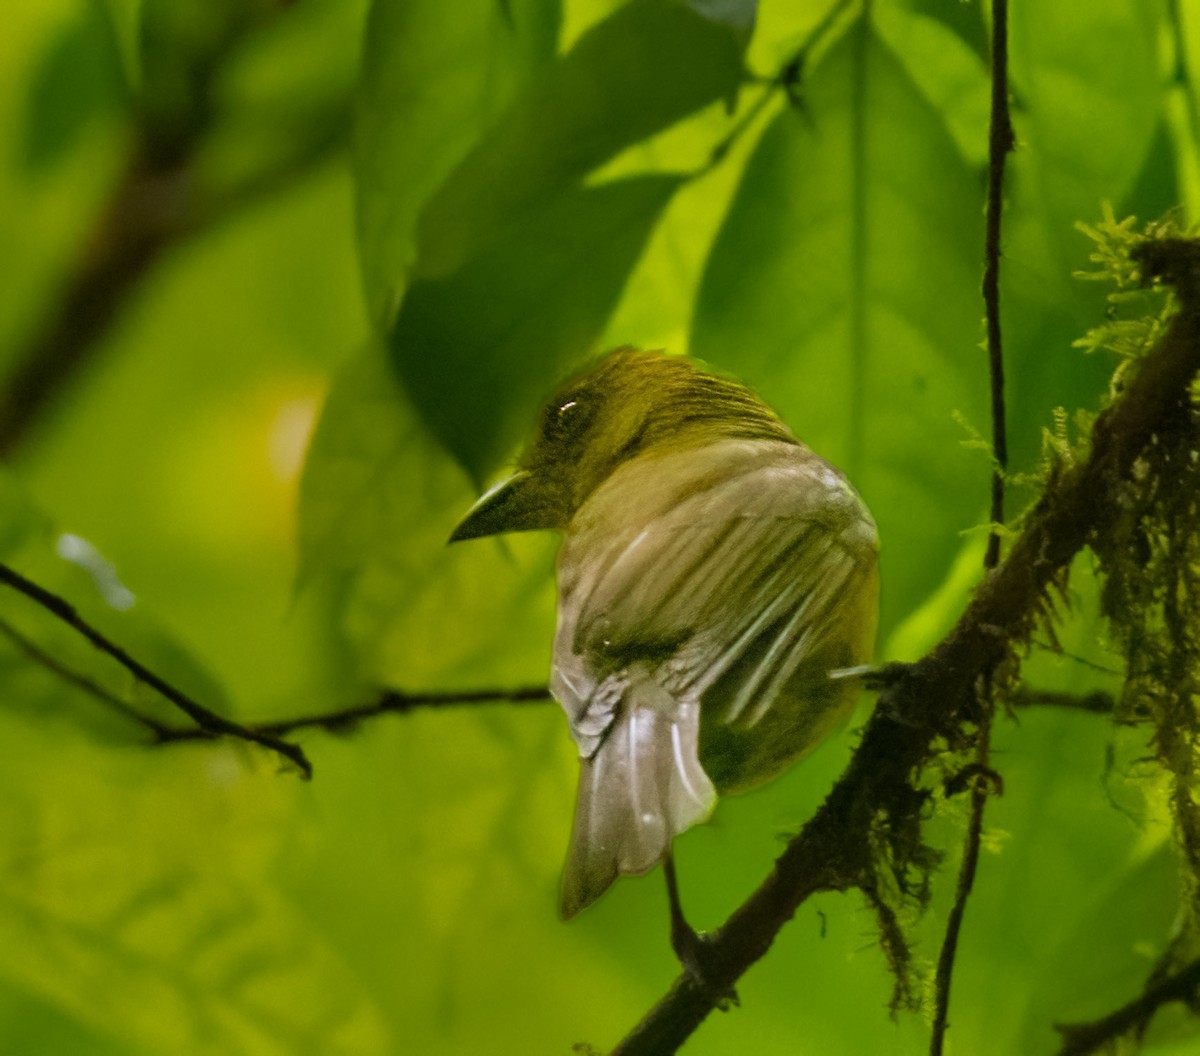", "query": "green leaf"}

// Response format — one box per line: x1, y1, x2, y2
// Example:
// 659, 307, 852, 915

1017, 845, 1183, 1051
1009, 0, 1161, 255
391, 174, 684, 479
0, 711, 389, 1055
22, 4, 125, 171
414, 0, 746, 279
97, 0, 143, 91
999, 2, 1164, 473
297, 350, 557, 688
354, 0, 561, 327
692, 16, 988, 635
875, 2, 989, 167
